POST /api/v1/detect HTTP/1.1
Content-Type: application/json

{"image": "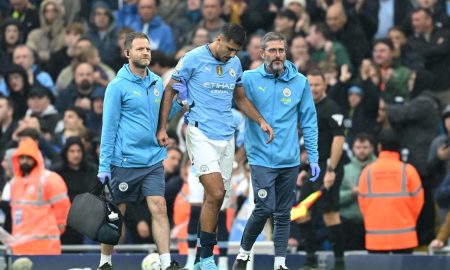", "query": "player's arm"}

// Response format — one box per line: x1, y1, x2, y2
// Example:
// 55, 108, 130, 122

233, 86, 274, 143
157, 79, 178, 146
